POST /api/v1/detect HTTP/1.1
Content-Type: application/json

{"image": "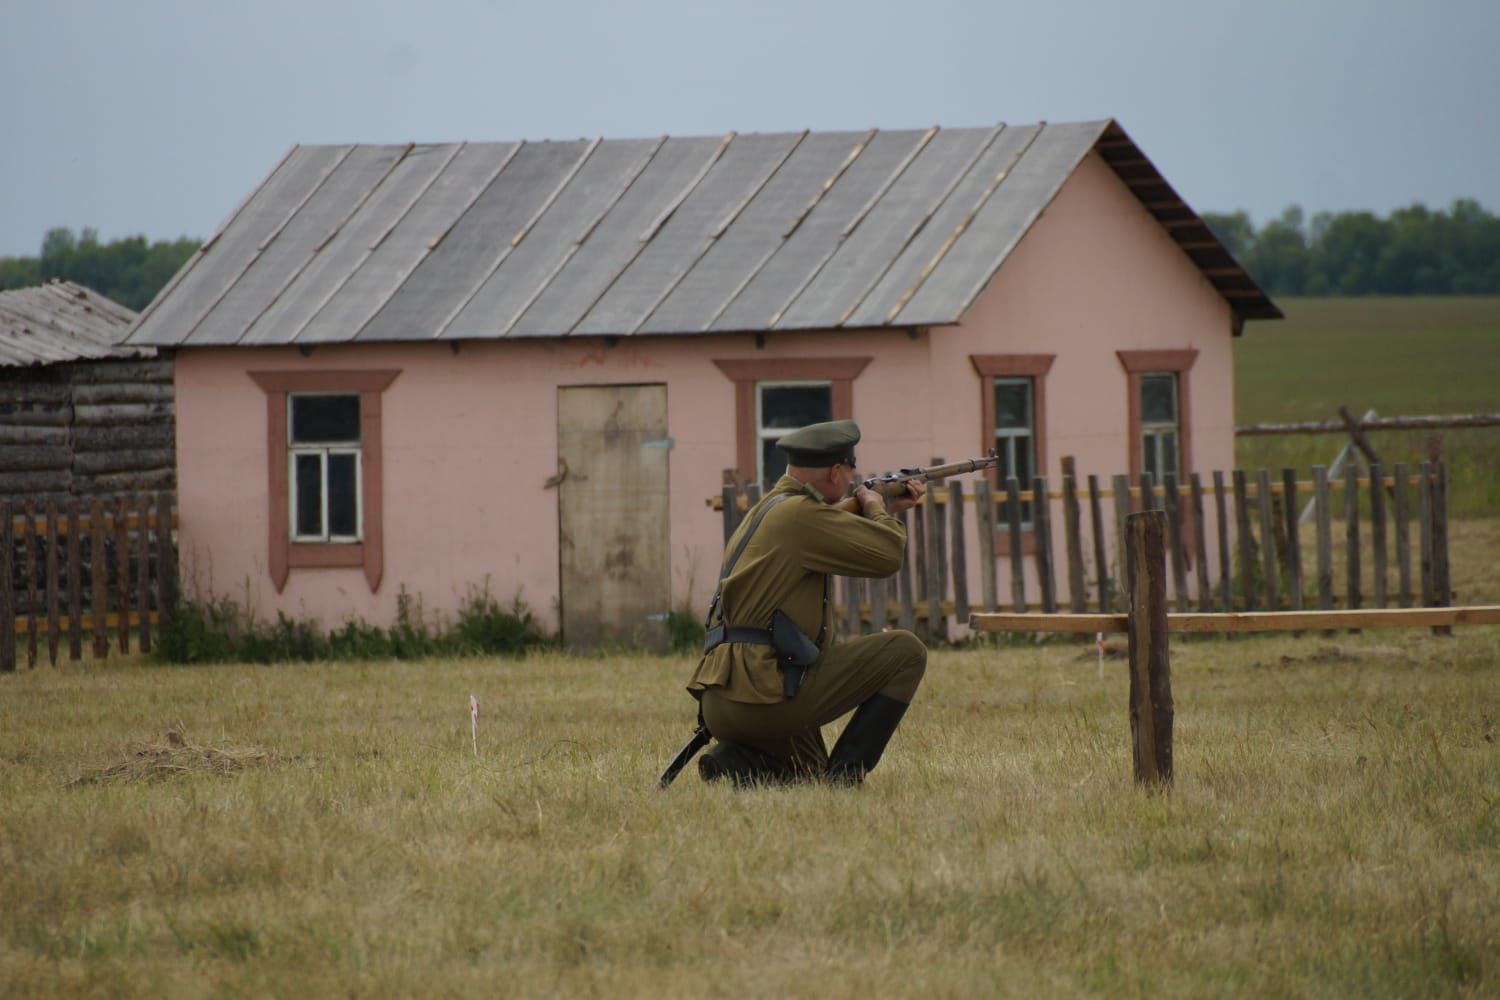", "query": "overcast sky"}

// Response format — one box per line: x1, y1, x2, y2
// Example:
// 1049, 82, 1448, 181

2, 0, 1496, 258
